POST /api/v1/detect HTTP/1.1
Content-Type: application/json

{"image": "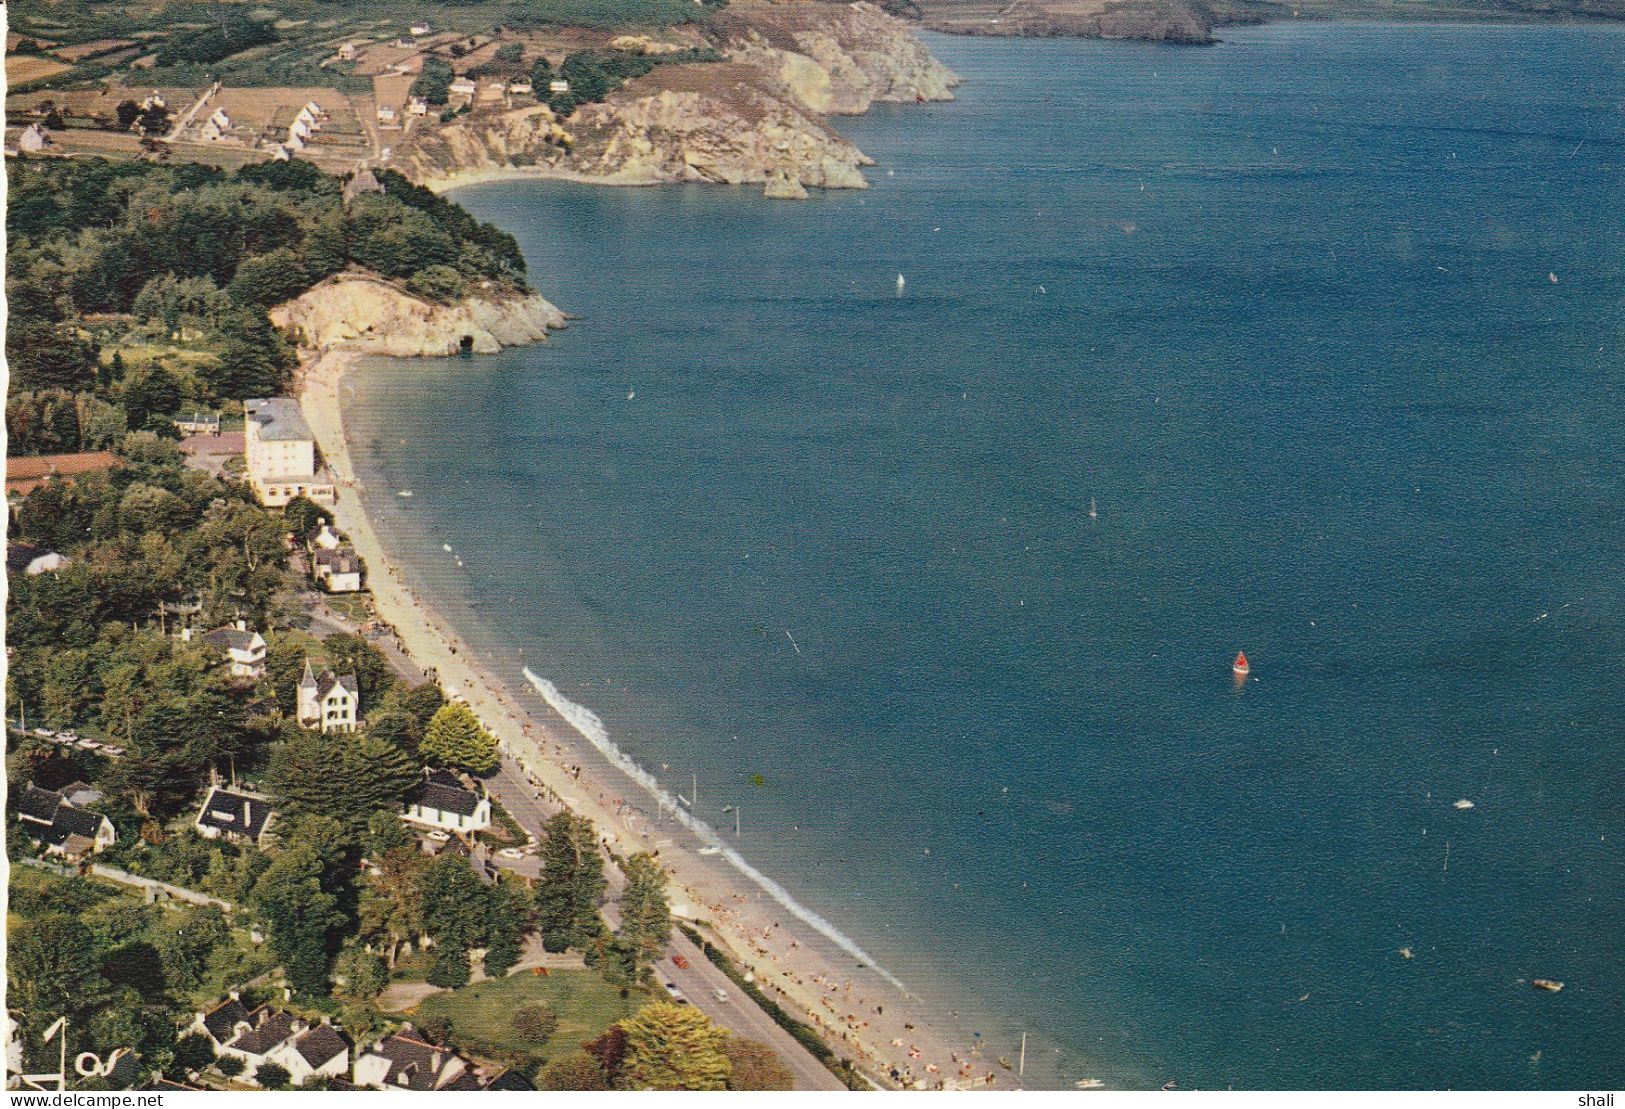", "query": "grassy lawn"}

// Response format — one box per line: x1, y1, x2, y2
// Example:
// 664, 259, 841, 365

412, 970, 644, 1063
